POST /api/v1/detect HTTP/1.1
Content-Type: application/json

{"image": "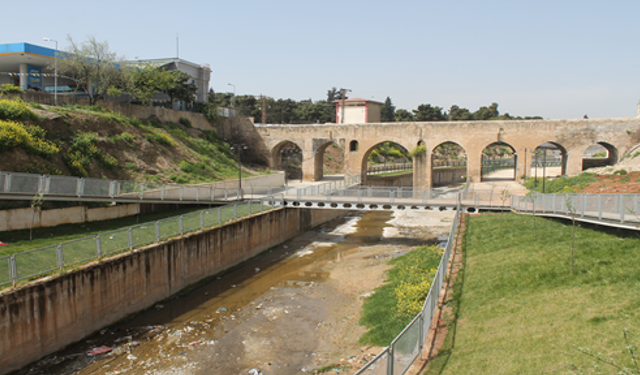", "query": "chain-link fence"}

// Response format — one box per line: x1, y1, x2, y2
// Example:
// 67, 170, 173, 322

367, 163, 413, 175
354, 206, 461, 375
1, 198, 283, 287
